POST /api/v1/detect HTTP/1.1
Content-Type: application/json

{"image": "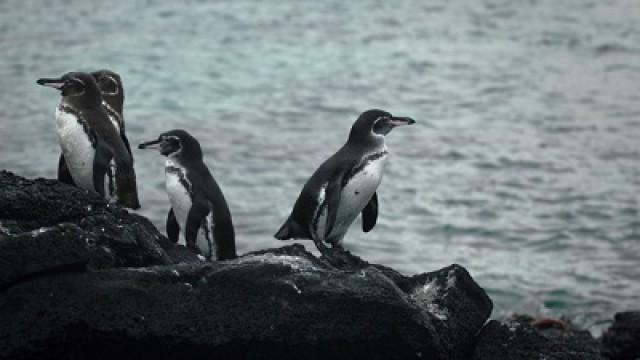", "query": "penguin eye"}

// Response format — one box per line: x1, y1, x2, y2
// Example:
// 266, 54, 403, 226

162, 136, 181, 148
372, 116, 392, 135
97, 76, 118, 95
64, 79, 86, 96
71, 78, 85, 87
373, 116, 388, 126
